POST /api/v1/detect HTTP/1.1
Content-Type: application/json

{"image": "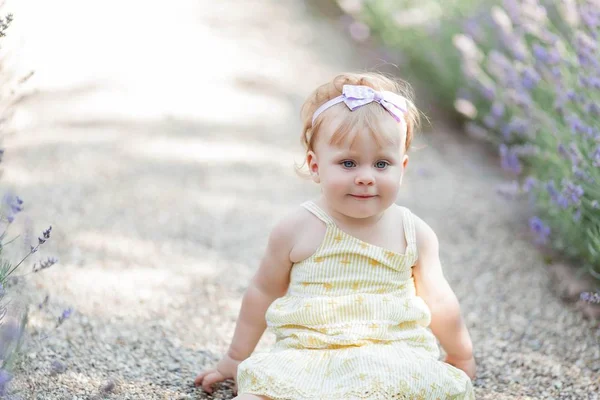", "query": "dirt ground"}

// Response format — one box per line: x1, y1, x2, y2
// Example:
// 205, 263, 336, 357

0, 0, 599, 399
